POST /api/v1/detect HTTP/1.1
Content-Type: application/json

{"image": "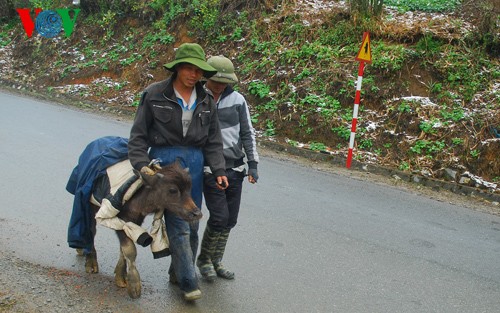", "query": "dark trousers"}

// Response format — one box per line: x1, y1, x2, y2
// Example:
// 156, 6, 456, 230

203, 169, 245, 231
